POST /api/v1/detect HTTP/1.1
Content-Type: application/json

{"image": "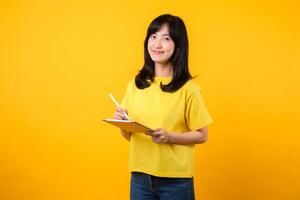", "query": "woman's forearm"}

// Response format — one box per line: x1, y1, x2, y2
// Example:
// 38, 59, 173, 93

168, 130, 208, 145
